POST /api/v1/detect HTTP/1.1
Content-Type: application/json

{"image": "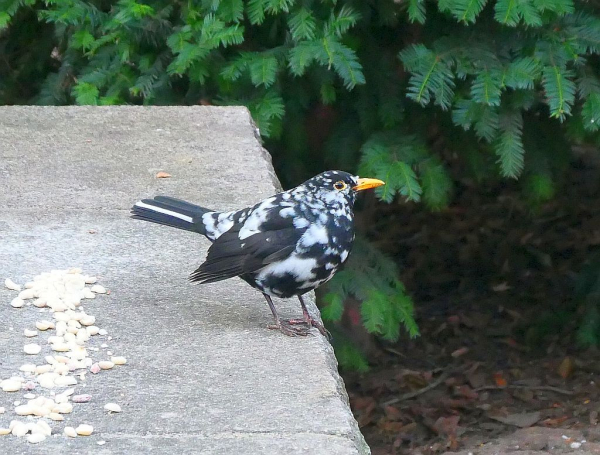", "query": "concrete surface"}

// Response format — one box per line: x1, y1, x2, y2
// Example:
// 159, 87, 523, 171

0, 107, 369, 454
